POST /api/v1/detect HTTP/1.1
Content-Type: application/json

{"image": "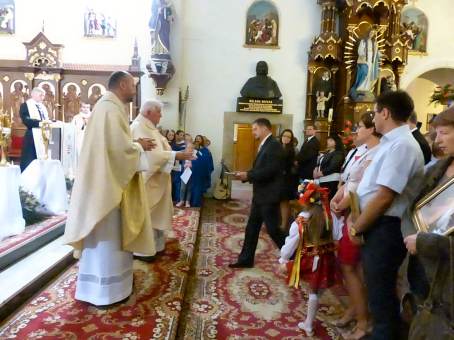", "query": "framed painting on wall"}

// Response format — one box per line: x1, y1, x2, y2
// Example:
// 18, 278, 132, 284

401, 6, 428, 55
245, 0, 279, 49
84, 8, 117, 38
0, 0, 14, 34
